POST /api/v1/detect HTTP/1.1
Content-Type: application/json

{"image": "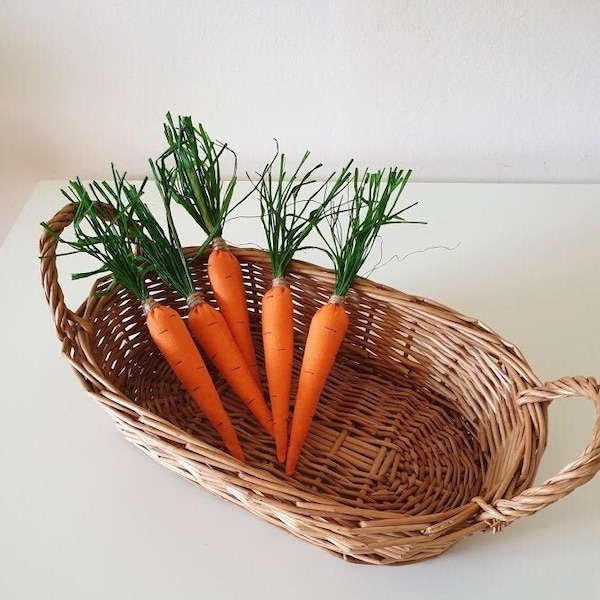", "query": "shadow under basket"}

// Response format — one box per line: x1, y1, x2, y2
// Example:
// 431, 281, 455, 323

40, 203, 600, 565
